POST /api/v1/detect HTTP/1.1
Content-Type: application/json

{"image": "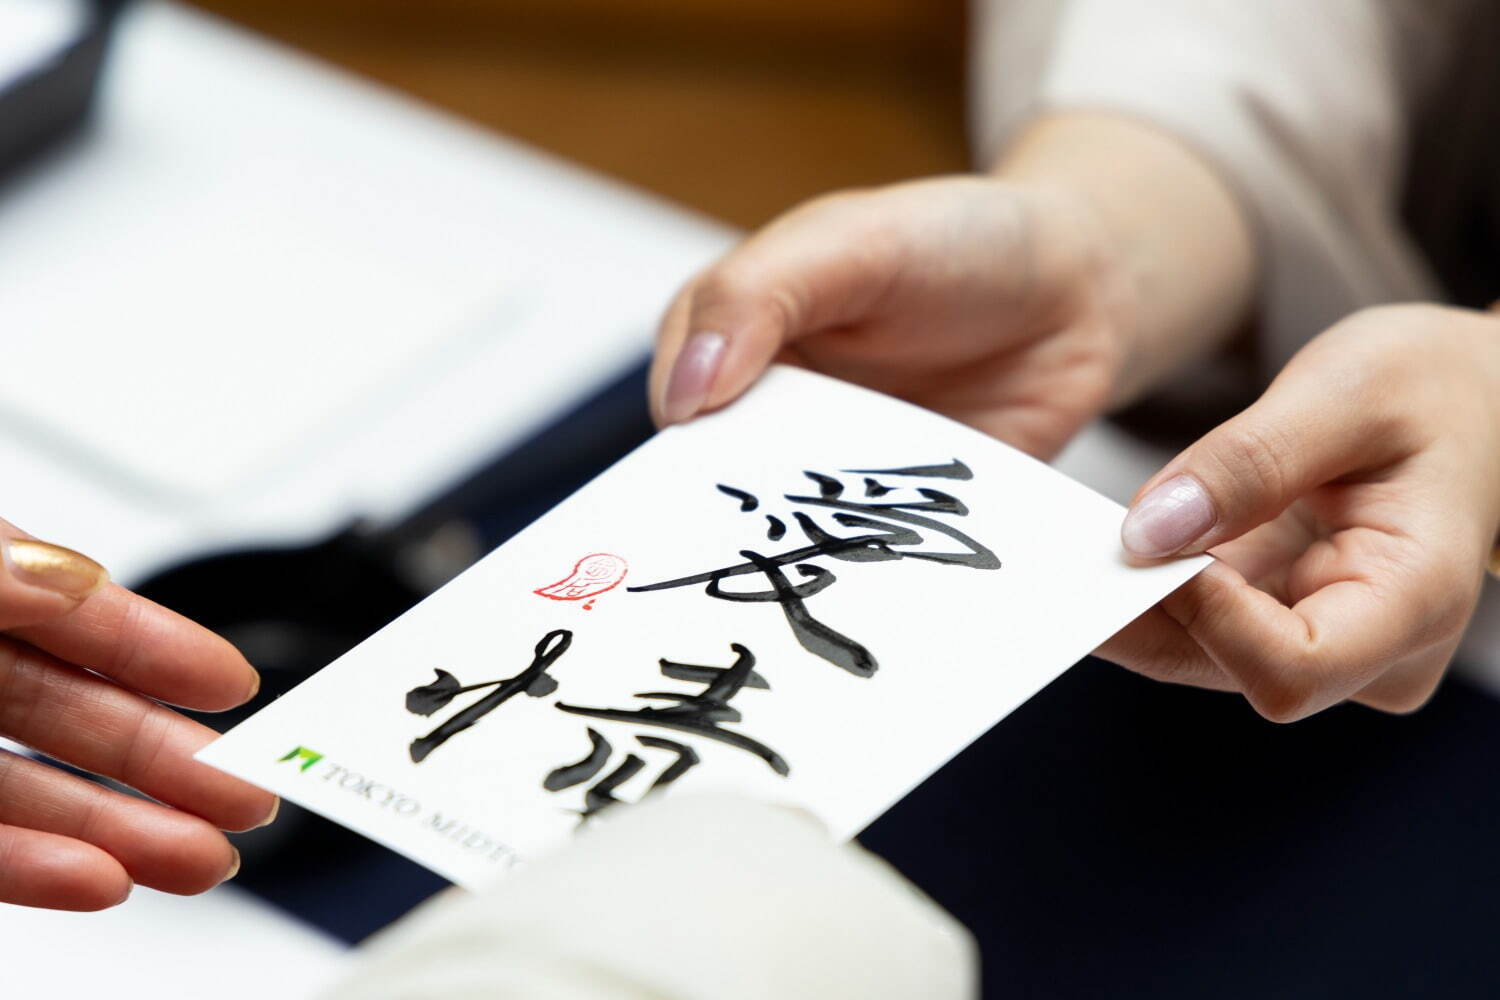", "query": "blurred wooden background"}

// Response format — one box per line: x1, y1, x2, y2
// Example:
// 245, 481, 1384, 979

180, 0, 971, 228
